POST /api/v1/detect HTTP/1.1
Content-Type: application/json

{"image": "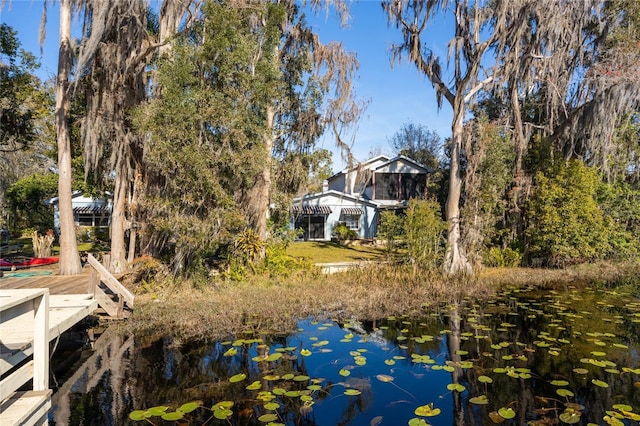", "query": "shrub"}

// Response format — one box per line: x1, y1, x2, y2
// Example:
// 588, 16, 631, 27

332, 222, 358, 243
526, 160, 611, 267
378, 210, 404, 254
403, 199, 446, 270
484, 246, 523, 267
